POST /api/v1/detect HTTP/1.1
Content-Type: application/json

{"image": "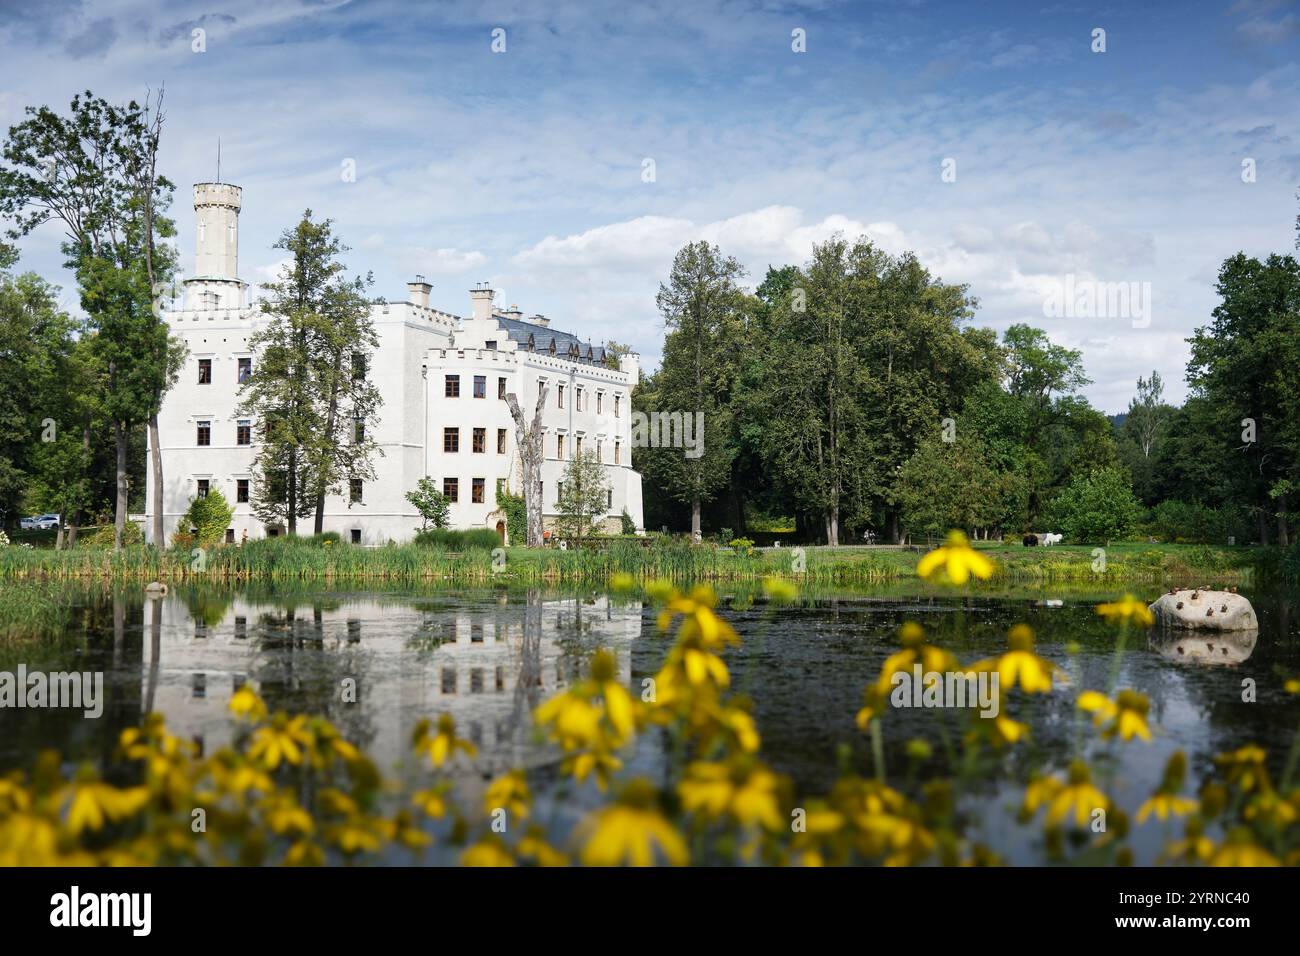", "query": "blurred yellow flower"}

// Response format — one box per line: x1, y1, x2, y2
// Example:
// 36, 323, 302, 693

413, 714, 478, 769
679, 760, 785, 831
462, 838, 516, 867
1045, 761, 1109, 829
1095, 595, 1154, 627
762, 577, 799, 604
1077, 689, 1152, 742
484, 770, 531, 821
609, 572, 636, 593
249, 714, 314, 769
579, 780, 688, 867
973, 624, 1058, 694
63, 779, 149, 835
916, 531, 994, 585
1211, 828, 1280, 867
228, 685, 268, 721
